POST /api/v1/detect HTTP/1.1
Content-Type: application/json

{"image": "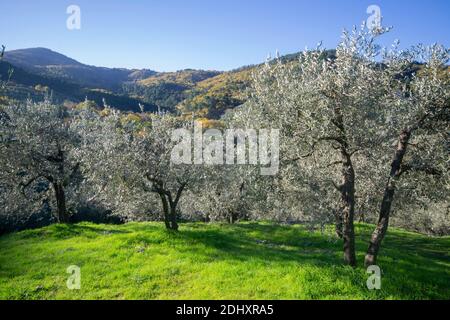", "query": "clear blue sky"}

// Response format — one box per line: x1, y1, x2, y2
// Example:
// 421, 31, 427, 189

1, 0, 448, 71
